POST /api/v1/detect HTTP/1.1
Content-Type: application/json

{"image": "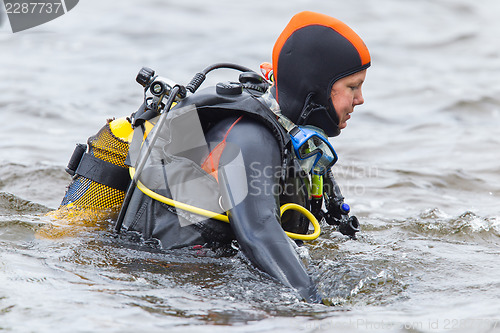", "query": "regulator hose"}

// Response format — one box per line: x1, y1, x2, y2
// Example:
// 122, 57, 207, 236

186, 63, 256, 93
128, 167, 321, 241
